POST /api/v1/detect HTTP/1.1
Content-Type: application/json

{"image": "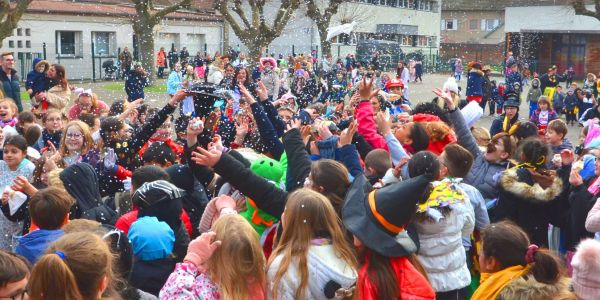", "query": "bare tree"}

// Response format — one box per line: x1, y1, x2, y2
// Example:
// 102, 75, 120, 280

572, 0, 600, 21
131, 0, 191, 82
305, 0, 344, 57
0, 0, 33, 47
216, 0, 301, 62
